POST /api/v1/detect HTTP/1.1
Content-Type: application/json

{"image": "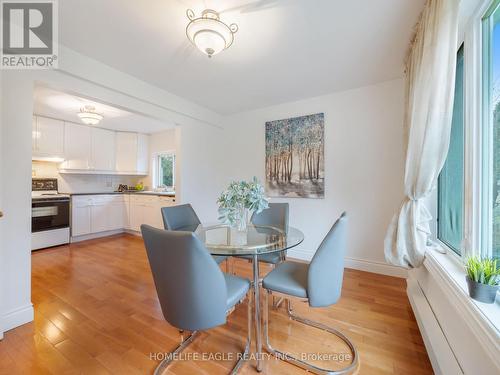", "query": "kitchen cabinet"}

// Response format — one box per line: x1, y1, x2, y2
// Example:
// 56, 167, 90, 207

109, 195, 127, 231
137, 133, 149, 174
62, 122, 91, 170
91, 128, 115, 171
72, 195, 128, 237
32, 115, 65, 158
32, 116, 148, 175
115, 132, 149, 175
128, 195, 174, 231
71, 194, 175, 239
72, 197, 92, 236
91, 195, 126, 232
